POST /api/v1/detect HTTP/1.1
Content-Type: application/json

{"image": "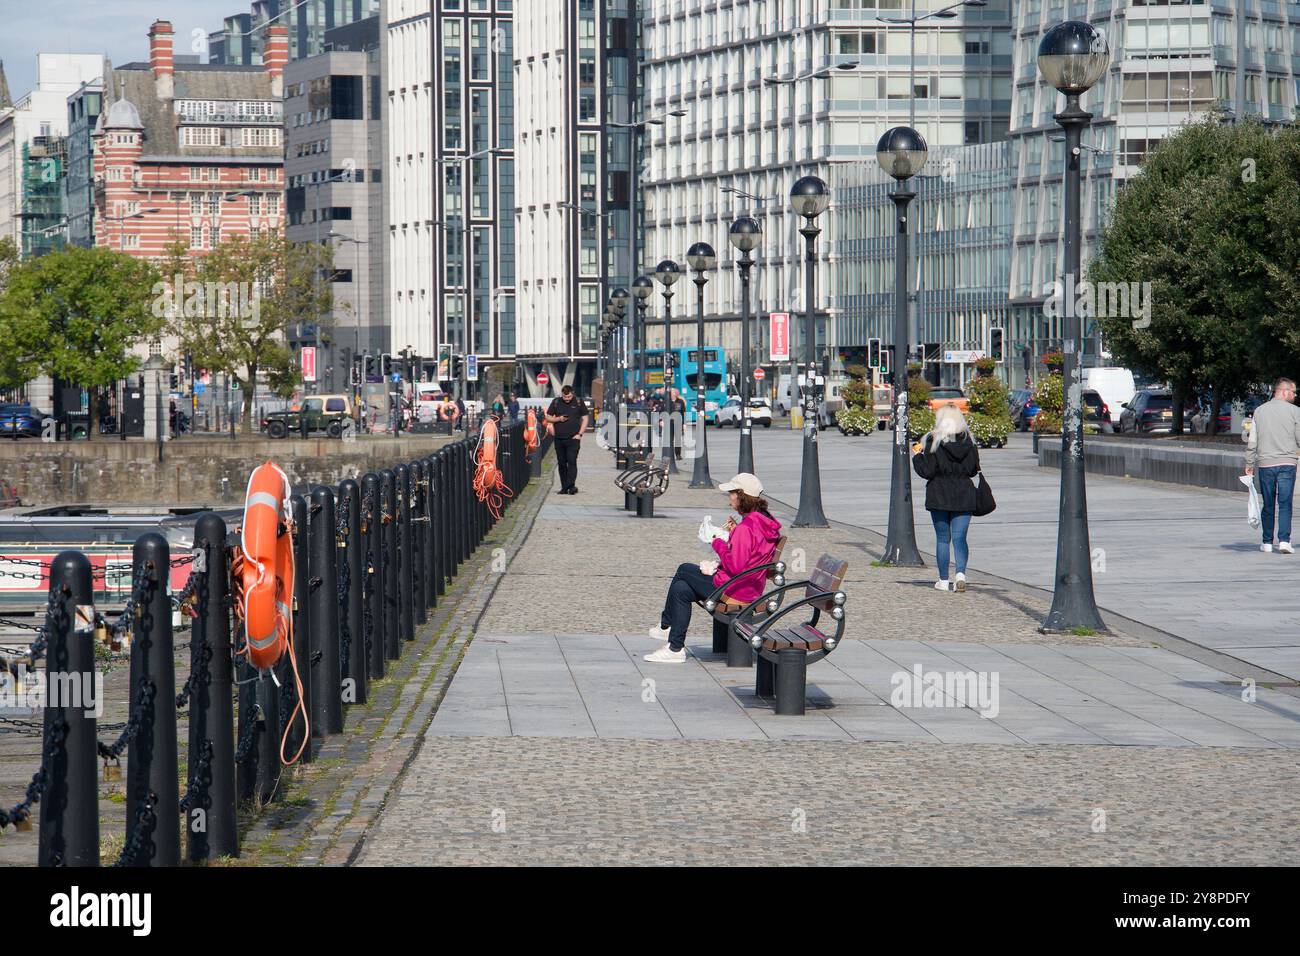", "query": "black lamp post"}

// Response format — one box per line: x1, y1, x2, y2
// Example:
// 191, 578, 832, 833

729, 216, 761, 475
654, 259, 682, 474
877, 125, 929, 566
686, 241, 717, 488
610, 296, 628, 466
632, 276, 654, 395
632, 275, 654, 458
789, 176, 829, 528
1038, 20, 1109, 633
